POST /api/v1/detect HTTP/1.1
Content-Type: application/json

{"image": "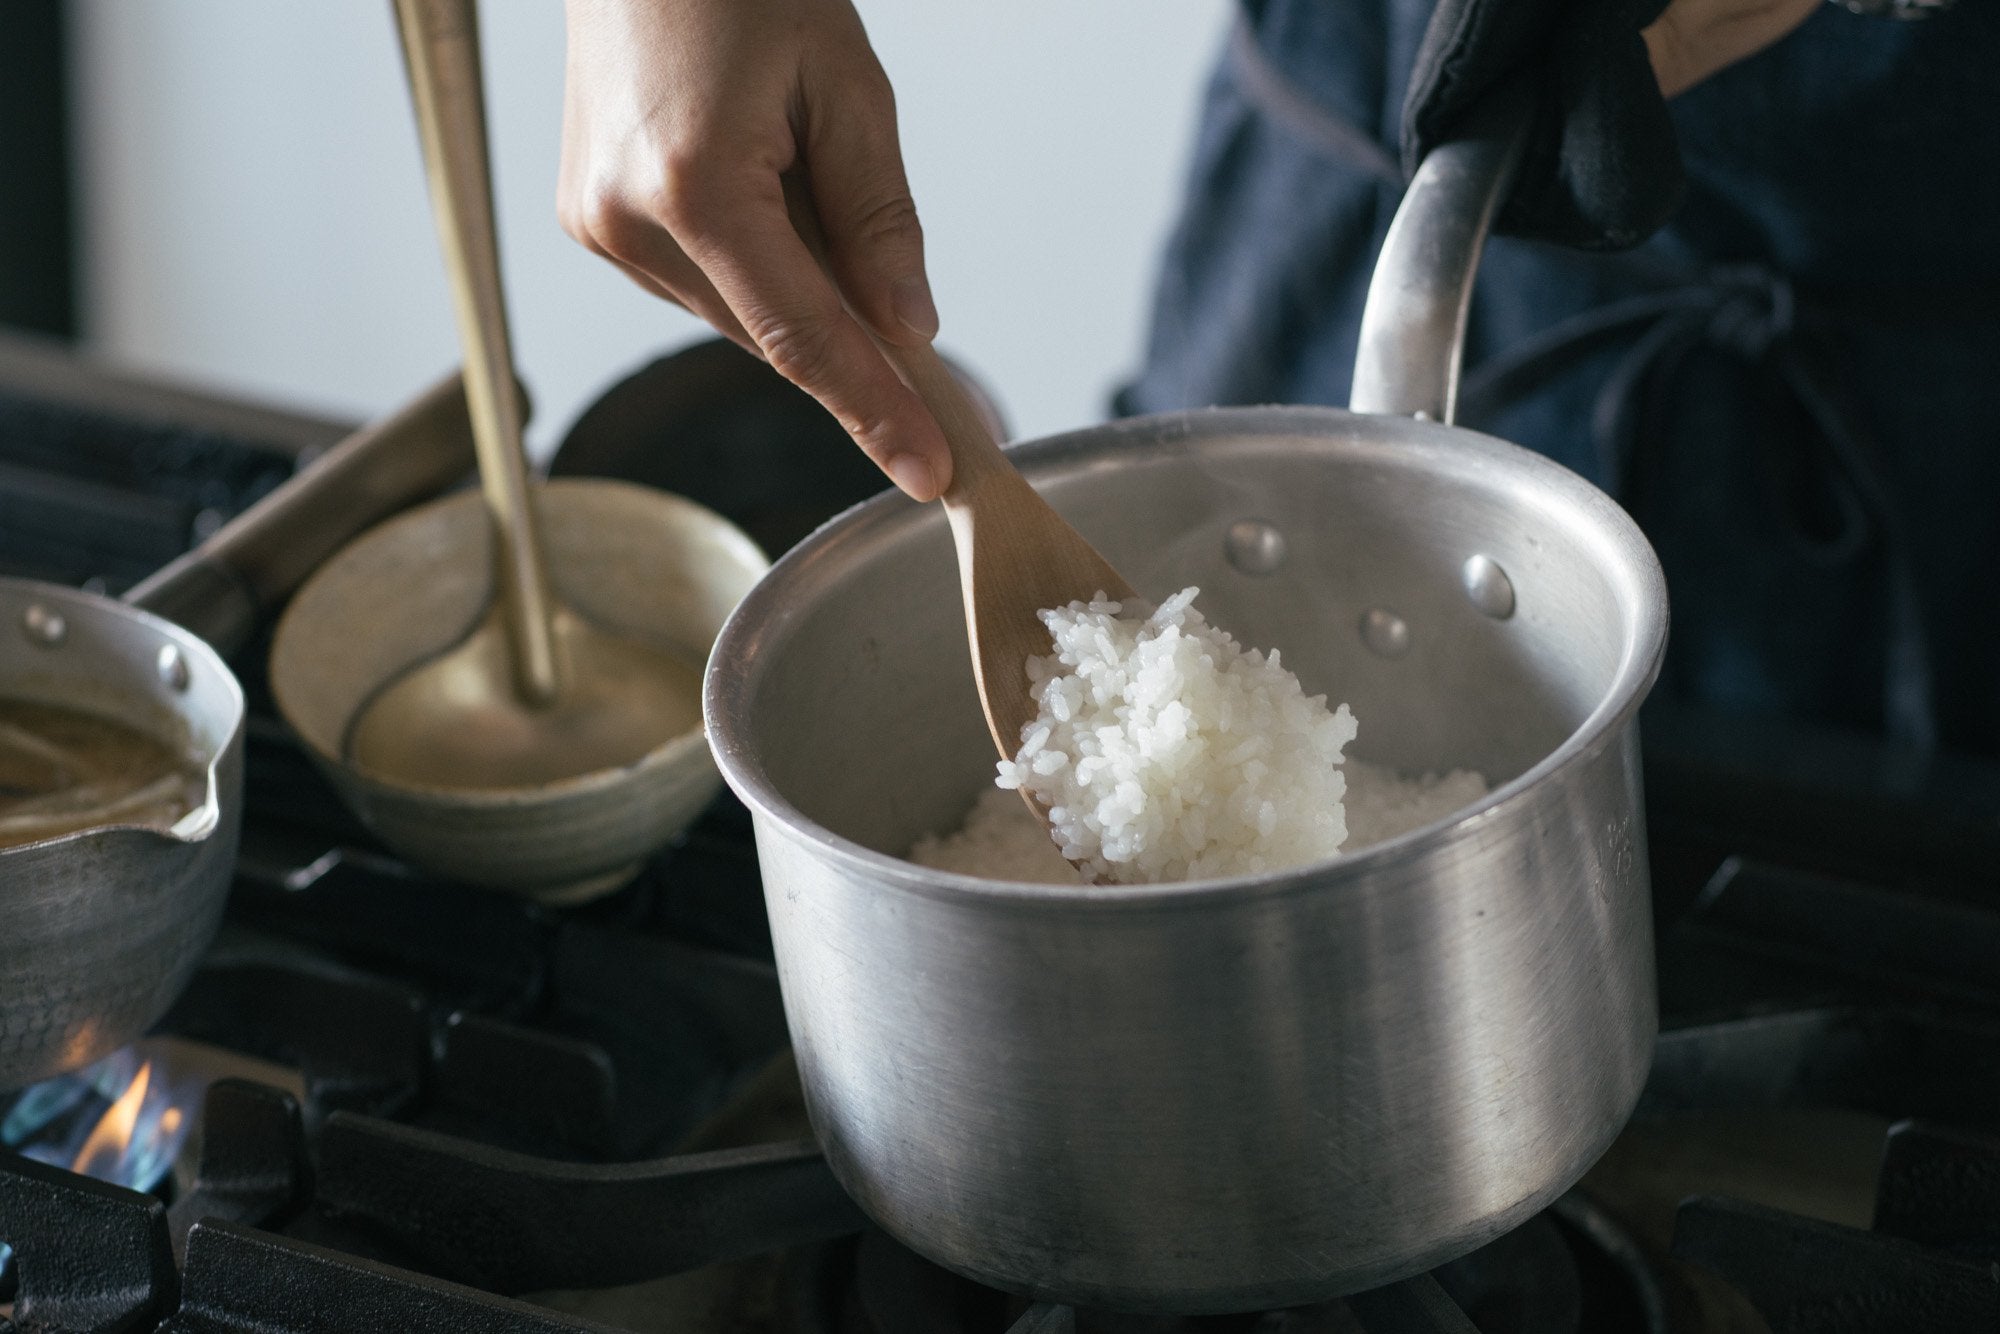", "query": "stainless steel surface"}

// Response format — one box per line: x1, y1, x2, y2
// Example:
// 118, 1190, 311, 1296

269, 479, 768, 902
1348, 84, 1529, 424
0, 377, 480, 1092
704, 88, 1666, 1312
